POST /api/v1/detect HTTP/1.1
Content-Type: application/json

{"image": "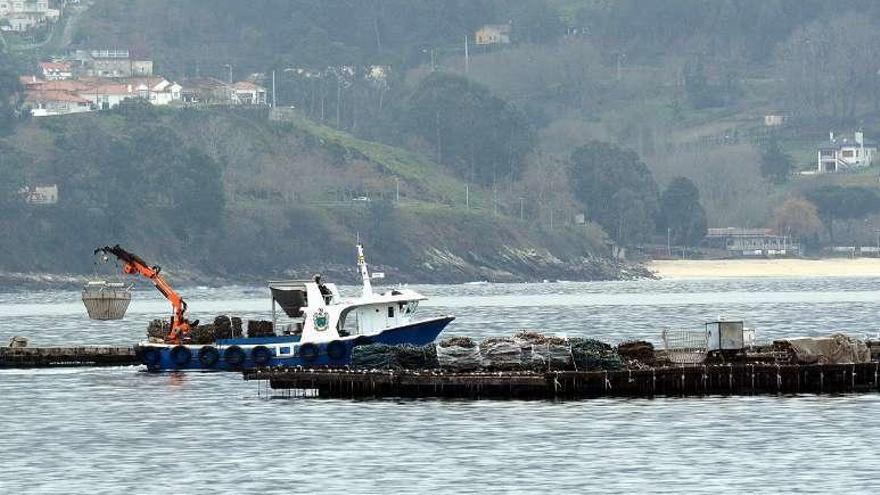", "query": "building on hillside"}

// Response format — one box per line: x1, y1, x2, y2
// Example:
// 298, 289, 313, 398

179, 77, 229, 104
76, 83, 135, 109
704, 227, 798, 257
763, 114, 785, 127
475, 24, 511, 45
126, 77, 182, 105
39, 61, 72, 80
231, 81, 267, 105
0, 0, 60, 32
19, 74, 46, 88
817, 131, 877, 173
20, 184, 59, 205
24, 89, 91, 116
19, 184, 58, 205
66, 49, 154, 78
